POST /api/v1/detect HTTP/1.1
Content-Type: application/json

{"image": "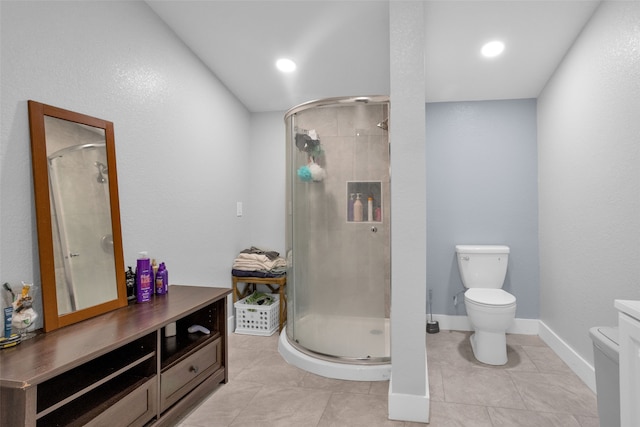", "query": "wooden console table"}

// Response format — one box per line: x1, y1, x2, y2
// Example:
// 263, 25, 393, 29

0, 285, 231, 427
232, 275, 287, 332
